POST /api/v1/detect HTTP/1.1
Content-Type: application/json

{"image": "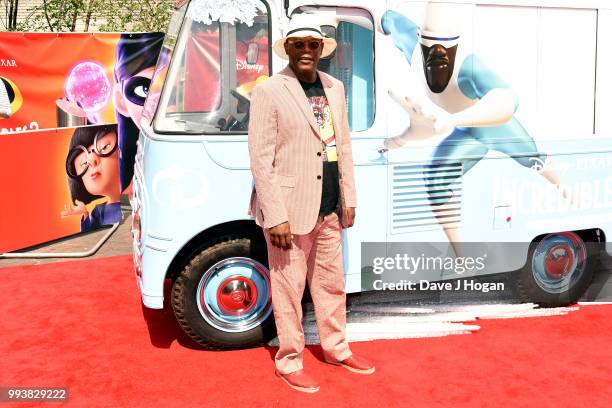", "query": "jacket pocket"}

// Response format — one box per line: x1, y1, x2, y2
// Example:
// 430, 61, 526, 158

277, 174, 296, 188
